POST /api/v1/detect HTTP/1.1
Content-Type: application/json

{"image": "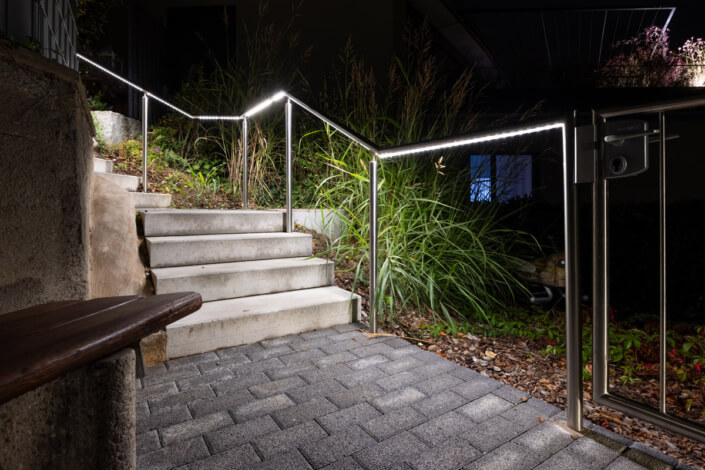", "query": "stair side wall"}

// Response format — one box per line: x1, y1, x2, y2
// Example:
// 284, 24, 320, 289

0, 41, 94, 314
